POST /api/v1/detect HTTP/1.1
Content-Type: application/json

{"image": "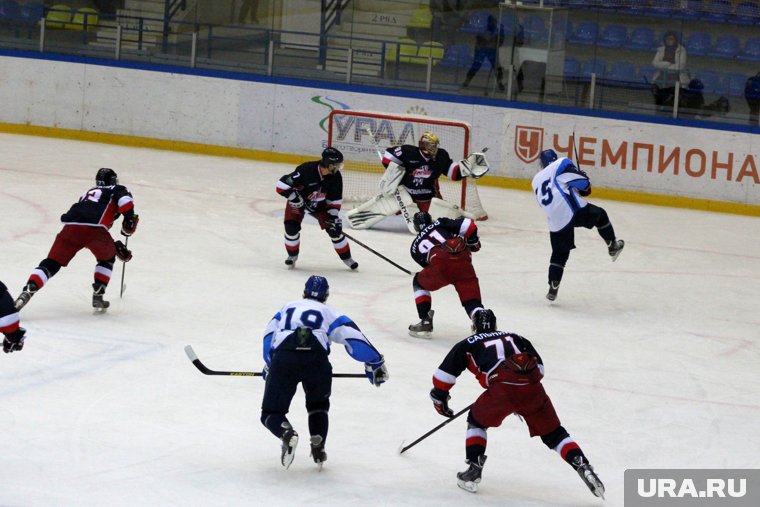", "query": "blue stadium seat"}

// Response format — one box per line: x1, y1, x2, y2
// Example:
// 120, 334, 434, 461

522, 14, 547, 42
567, 0, 599, 8
597, 24, 627, 48
738, 37, 760, 61
626, 0, 651, 16
438, 43, 472, 68
684, 32, 711, 56
581, 58, 606, 80
649, 0, 681, 18
568, 20, 598, 45
723, 73, 751, 97
692, 70, 722, 94
734, 1, 760, 25
681, 0, 705, 20
0, 0, 20, 24
708, 35, 740, 59
564, 56, 581, 79
701, 0, 732, 22
605, 61, 637, 84
628, 26, 655, 51
459, 11, 490, 34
